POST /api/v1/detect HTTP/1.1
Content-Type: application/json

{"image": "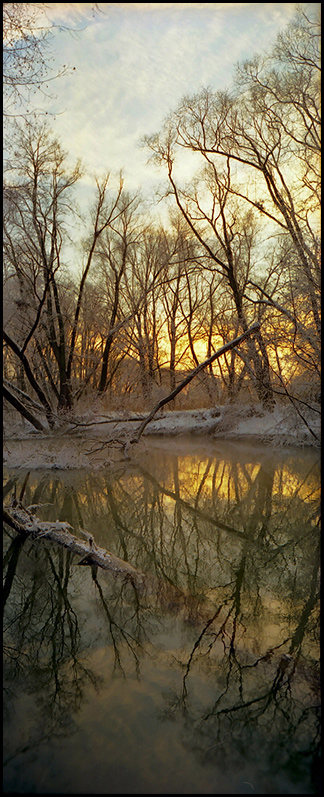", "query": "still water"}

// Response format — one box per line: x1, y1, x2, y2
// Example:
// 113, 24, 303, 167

3, 438, 320, 794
